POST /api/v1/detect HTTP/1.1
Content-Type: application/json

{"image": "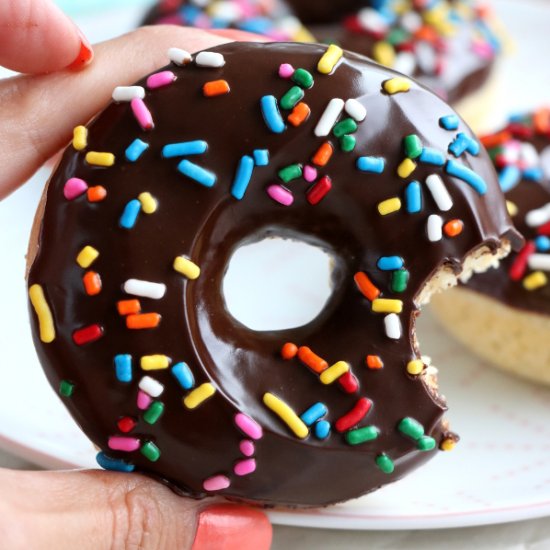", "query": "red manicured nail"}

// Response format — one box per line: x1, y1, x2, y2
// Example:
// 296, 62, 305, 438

68, 28, 94, 70
192, 504, 272, 550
